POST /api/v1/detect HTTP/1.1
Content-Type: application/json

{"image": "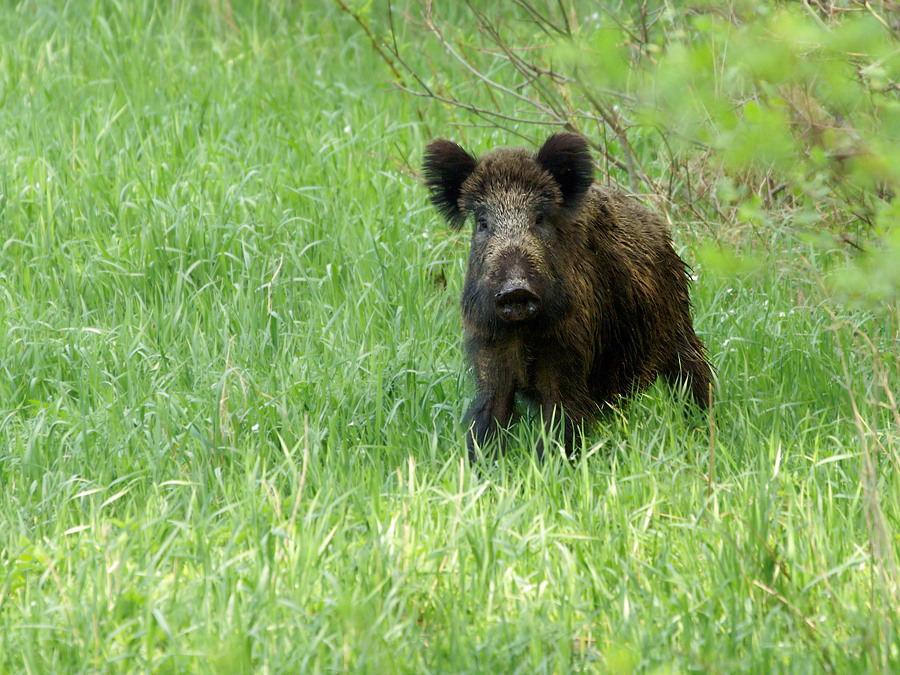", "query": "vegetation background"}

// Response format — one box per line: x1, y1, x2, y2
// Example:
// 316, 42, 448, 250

0, 0, 898, 672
